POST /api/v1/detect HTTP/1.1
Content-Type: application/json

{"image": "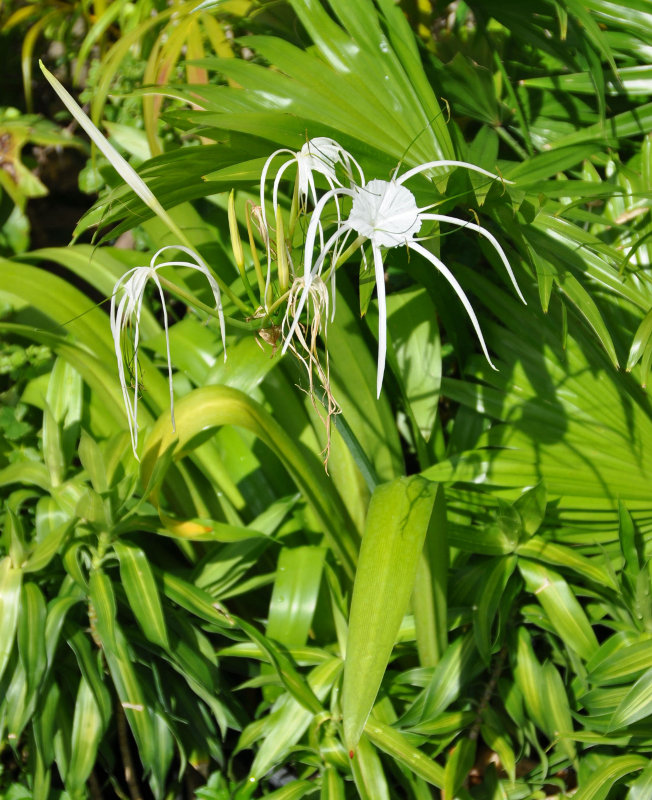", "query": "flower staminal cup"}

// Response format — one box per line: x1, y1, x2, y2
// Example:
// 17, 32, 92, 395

284, 160, 525, 397
111, 245, 225, 458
